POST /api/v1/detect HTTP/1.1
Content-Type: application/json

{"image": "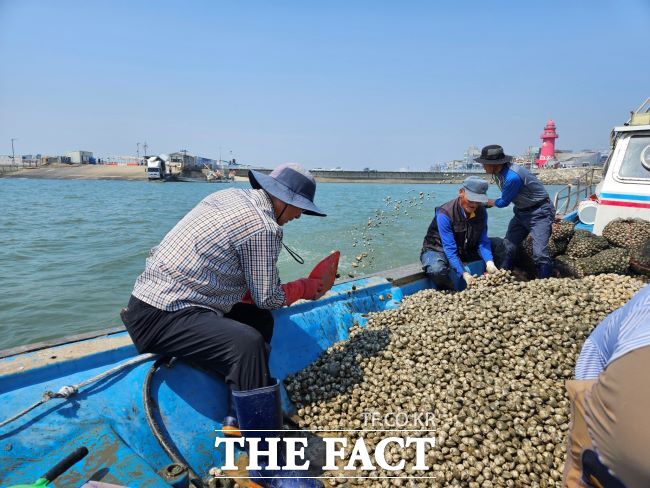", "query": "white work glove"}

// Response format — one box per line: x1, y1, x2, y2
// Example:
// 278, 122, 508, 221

486, 261, 498, 274
462, 272, 475, 286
